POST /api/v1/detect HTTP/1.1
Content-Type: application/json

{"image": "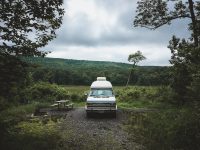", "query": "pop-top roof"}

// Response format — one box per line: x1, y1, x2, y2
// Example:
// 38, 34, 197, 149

97, 77, 106, 81
91, 77, 112, 88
